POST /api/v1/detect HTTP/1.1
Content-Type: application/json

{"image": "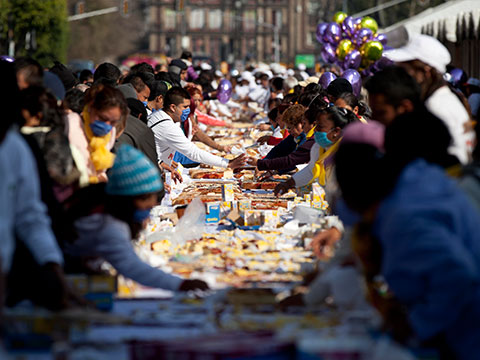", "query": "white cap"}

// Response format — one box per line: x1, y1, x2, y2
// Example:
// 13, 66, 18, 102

286, 69, 295, 77
298, 76, 319, 87
241, 71, 254, 83
200, 62, 212, 70
384, 34, 451, 73
215, 70, 223, 78
298, 63, 307, 71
